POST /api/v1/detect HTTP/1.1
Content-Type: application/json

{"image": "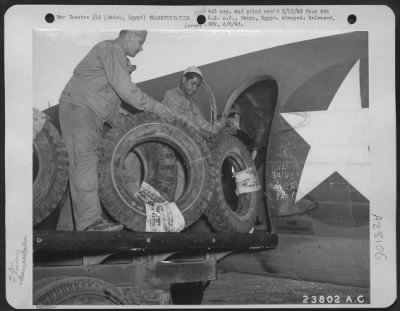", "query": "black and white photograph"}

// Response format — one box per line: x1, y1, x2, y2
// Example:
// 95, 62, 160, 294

4, 5, 396, 308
